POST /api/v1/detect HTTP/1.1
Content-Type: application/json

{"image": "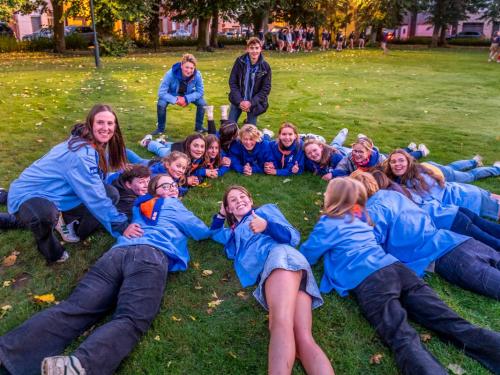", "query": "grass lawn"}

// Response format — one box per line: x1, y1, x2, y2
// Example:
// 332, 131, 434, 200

0, 46, 499, 374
